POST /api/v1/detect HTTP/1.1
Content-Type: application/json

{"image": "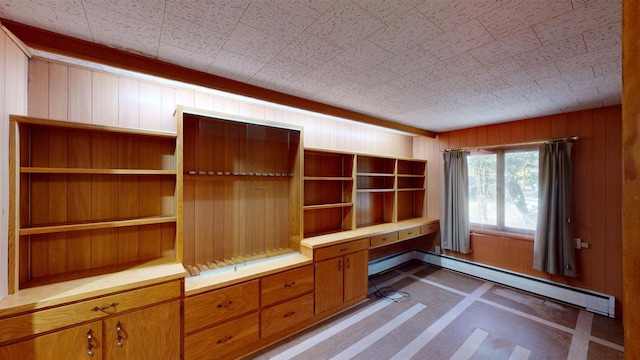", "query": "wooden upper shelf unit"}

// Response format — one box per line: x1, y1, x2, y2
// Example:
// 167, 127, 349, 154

8, 115, 178, 290
176, 106, 304, 275
303, 148, 427, 238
